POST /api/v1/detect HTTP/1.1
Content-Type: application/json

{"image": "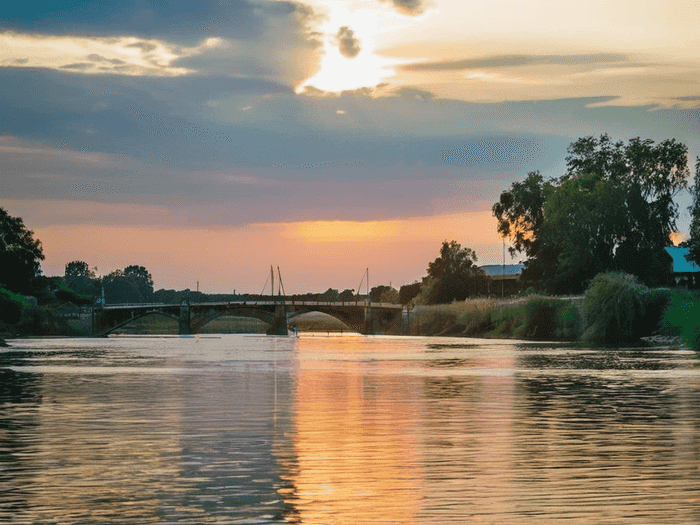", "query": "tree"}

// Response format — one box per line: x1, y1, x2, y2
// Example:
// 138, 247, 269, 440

423, 241, 485, 304
494, 135, 690, 293
686, 158, 700, 266
0, 207, 44, 294
64, 260, 99, 297
370, 285, 399, 303
101, 265, 154, 304
399, 282, 421, 305
65, 261, 94, 279
123, 265, 154, 300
